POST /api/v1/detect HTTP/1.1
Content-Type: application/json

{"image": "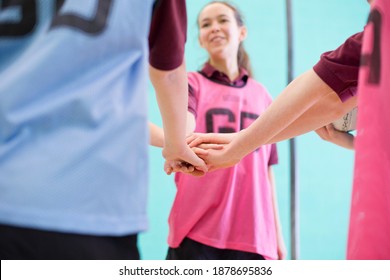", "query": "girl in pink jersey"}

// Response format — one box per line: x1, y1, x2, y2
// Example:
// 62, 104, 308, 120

185, 0, 390, 259
166, 1, 286, 260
